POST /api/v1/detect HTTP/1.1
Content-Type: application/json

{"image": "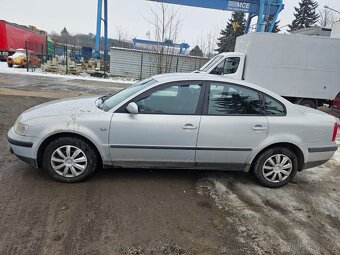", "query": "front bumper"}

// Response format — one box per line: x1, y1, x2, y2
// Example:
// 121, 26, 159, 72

7, 128, 39, 168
